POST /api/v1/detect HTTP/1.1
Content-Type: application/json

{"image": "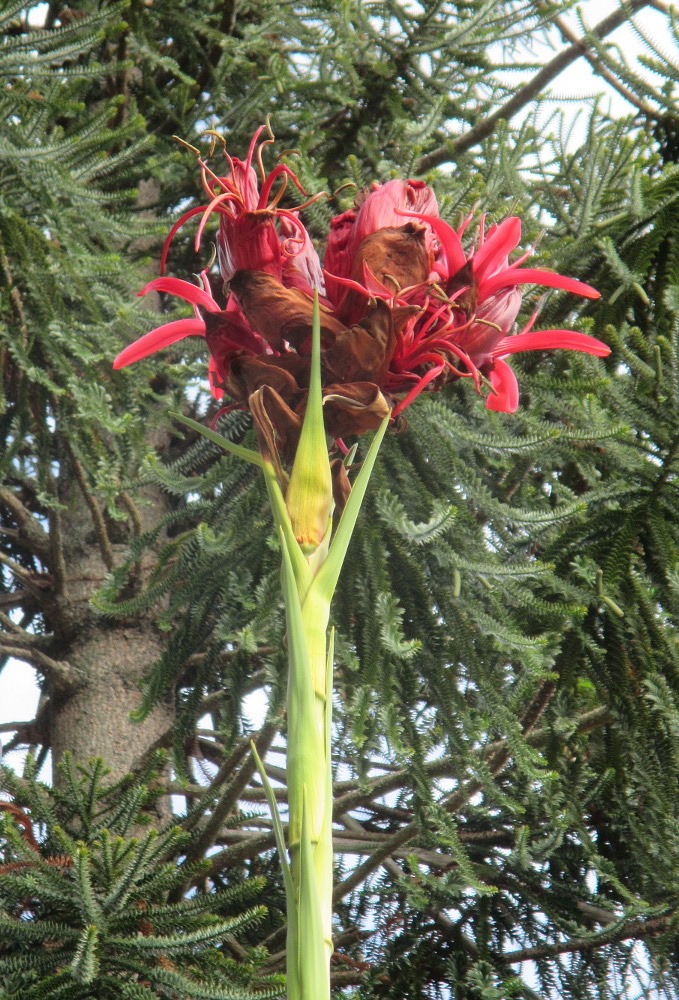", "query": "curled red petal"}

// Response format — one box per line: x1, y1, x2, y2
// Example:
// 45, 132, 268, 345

113, 318, 205, 369
481, 267, 600, 300
159, 206, 206, 276
494, 329, 611, 359
194, 191, 238, 252
139, 278, 220, 313
486, 358, 519, 413
391, 362, 446, 417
